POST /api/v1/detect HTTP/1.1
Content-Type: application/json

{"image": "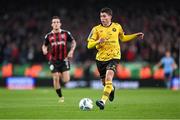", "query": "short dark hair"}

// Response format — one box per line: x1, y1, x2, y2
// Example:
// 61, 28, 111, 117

52, 16, 60, 20
100, 7, 113, 16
